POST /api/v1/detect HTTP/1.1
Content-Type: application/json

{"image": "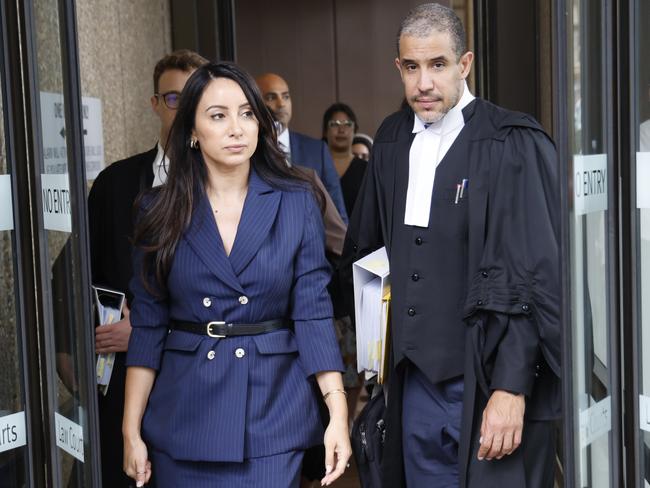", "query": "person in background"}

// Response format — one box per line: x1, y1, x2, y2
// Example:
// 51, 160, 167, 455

87, 49, 207, 488
342, 3, 561, 486
322, 103, 368, 217
352, 133, 373, 162
122, 61, 351, 488
256, 72, 348, 223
